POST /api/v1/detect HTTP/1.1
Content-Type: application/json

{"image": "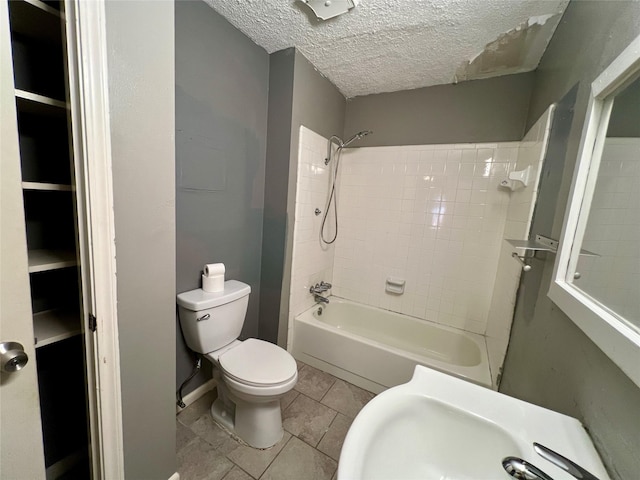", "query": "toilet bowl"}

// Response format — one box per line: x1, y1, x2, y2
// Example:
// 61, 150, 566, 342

177, 281, 298, 448
206, 338, 297, 448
